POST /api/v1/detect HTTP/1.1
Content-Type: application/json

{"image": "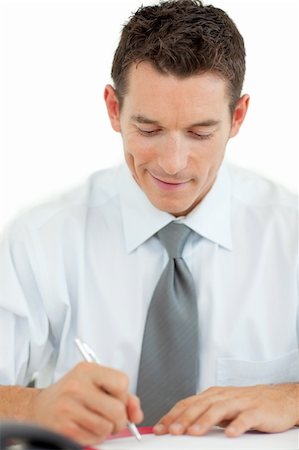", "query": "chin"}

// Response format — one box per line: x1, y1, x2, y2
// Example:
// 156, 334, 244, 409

151, 199, 191, 216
